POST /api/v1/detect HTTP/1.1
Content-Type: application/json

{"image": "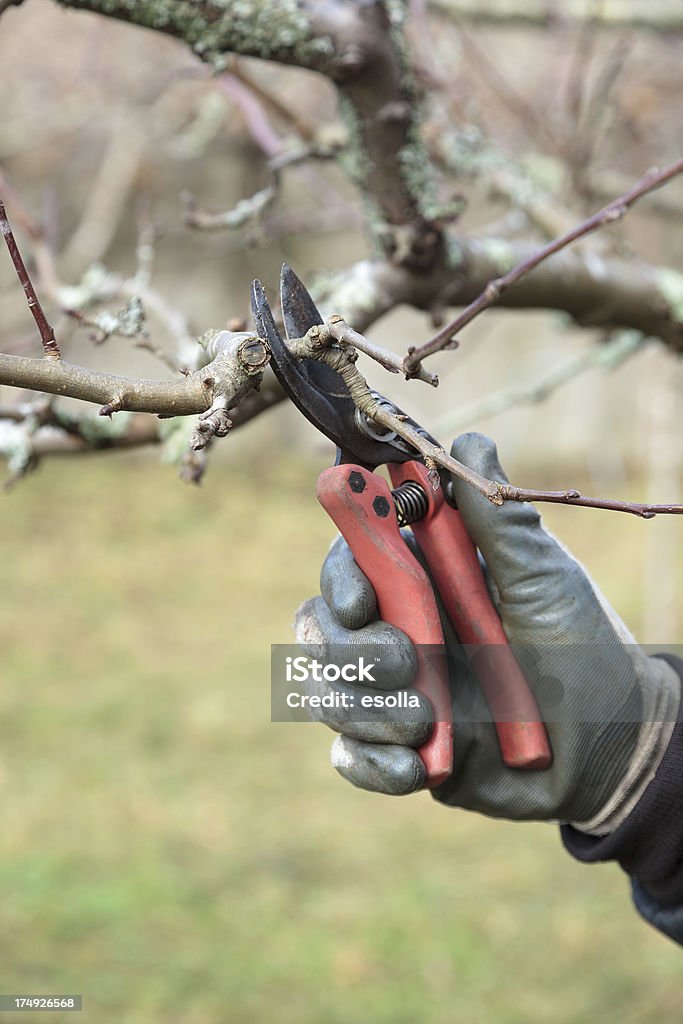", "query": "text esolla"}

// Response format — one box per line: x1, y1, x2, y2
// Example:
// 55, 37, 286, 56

282, 655, 421, 711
